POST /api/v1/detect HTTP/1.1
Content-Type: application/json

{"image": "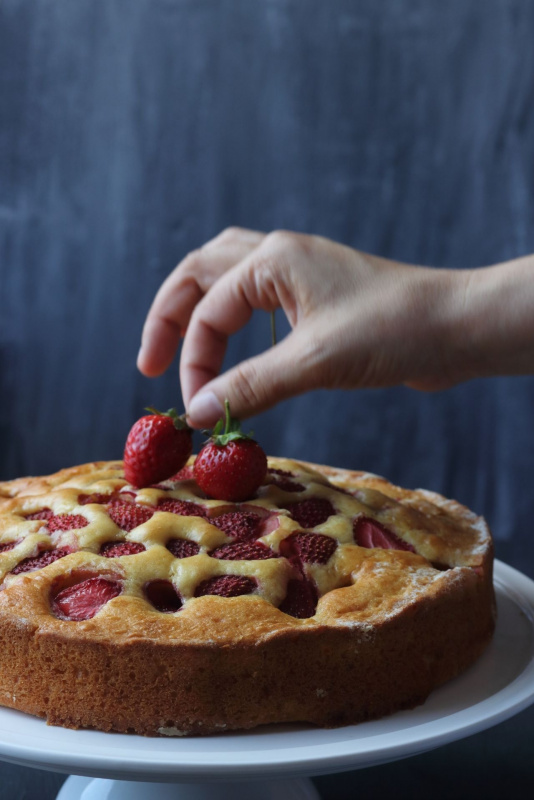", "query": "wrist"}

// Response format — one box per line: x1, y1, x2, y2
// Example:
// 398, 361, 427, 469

447, 256, 534, 381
